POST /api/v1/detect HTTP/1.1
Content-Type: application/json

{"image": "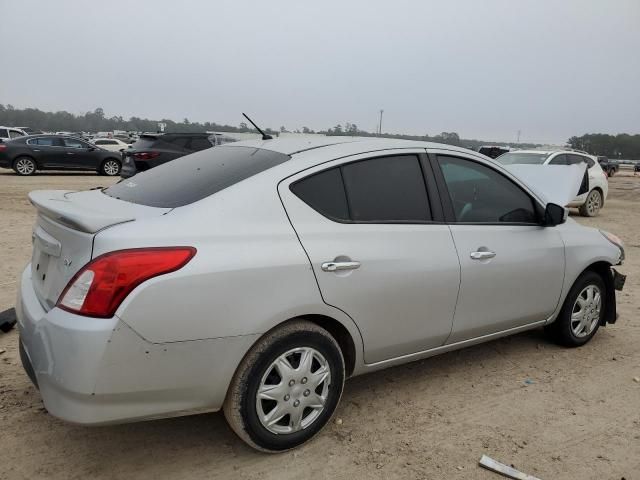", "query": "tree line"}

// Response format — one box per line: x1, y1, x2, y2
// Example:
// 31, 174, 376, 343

568, 133, 640, 160
0, 104, 275, 135
2, 103, 605, 152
